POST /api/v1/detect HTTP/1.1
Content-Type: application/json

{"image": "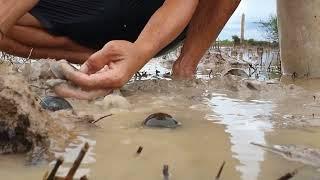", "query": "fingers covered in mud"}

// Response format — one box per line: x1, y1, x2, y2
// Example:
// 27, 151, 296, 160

59, 61, 116, 89
49, 60, 113, 100
53, 83, 112, 100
